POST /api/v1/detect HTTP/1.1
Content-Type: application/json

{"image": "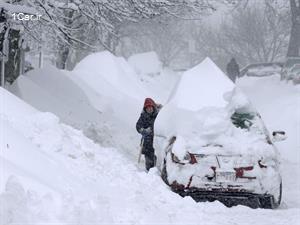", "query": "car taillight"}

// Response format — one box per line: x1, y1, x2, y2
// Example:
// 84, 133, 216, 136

234, 166, 254, 178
